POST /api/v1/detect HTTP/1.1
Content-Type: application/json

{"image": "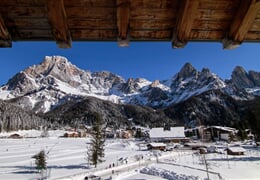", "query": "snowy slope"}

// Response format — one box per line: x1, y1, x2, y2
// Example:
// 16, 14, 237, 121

0, 132, 259, 180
